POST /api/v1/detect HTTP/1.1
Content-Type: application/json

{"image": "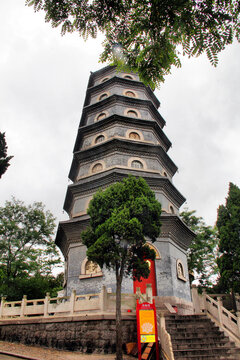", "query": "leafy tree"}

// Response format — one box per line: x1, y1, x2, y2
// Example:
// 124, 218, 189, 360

0, 198, 63, 299
180, 209, 219, 287
81, 175, 161, 360
26, 0, 240, 87
216, 182, 240, 294
0, 132, 13, 178
0, 273, 64, 301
